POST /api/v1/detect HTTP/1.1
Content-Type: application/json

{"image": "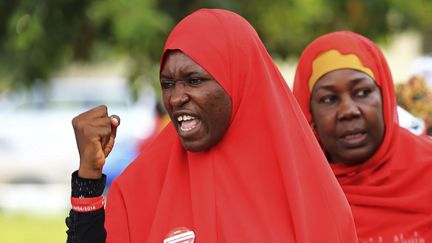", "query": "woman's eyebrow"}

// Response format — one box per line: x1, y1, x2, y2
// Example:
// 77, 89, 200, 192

160, 71, 203, 80
314, 84, 335, 92
160, 73, 172, 79
183, 71, 203, 77
313, 77, 370, 94
351, 77, 369, 85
